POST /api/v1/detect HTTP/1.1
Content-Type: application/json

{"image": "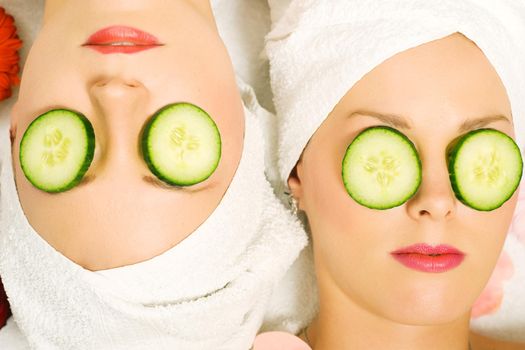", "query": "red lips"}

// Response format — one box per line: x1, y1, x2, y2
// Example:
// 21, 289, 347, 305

391, 243, 465, 273
83, 26, 163, 54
